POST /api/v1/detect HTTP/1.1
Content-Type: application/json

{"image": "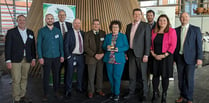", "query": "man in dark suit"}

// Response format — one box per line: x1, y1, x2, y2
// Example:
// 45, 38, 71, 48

53, 10, 72, 87
174, 12, 203, 103
54, 10, 72, 36
64, 18, 85, 98
5, 15, 36, 103
124, 8, 151, 101
146, 9, 156, 30
84, 19, 106, 98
